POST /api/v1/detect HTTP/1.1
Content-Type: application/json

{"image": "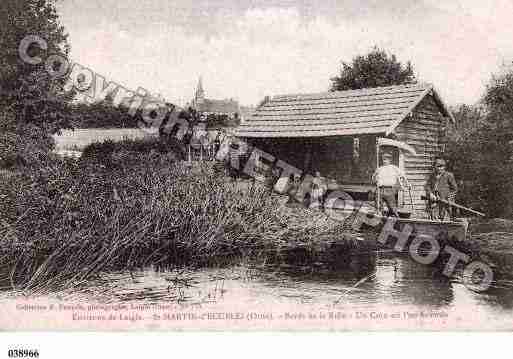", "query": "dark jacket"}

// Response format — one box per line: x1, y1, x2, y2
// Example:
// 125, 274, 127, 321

426, 171, 458, 200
